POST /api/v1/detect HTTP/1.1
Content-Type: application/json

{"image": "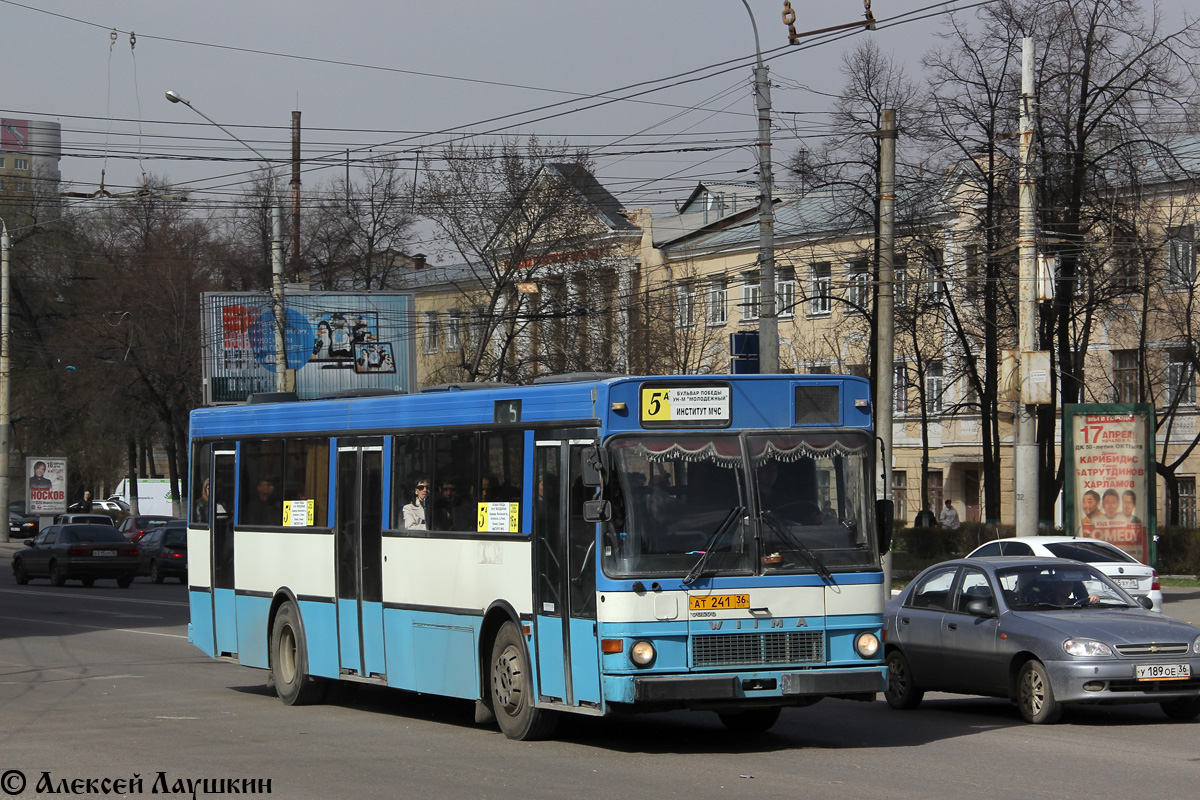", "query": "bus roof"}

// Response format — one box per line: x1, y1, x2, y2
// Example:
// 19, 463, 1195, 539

189, 373, 871, 440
